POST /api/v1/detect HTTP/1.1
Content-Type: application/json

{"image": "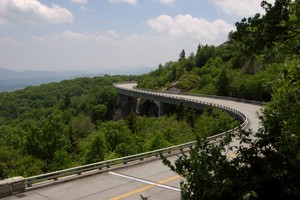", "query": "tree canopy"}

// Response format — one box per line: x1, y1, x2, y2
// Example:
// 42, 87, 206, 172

162, 0, 300, 199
